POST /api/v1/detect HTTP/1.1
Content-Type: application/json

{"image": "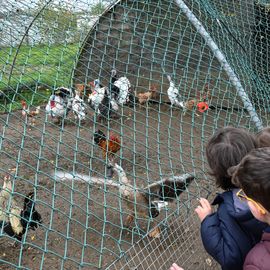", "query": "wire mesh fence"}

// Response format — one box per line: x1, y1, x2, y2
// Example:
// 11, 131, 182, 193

0, 0, 269, 269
